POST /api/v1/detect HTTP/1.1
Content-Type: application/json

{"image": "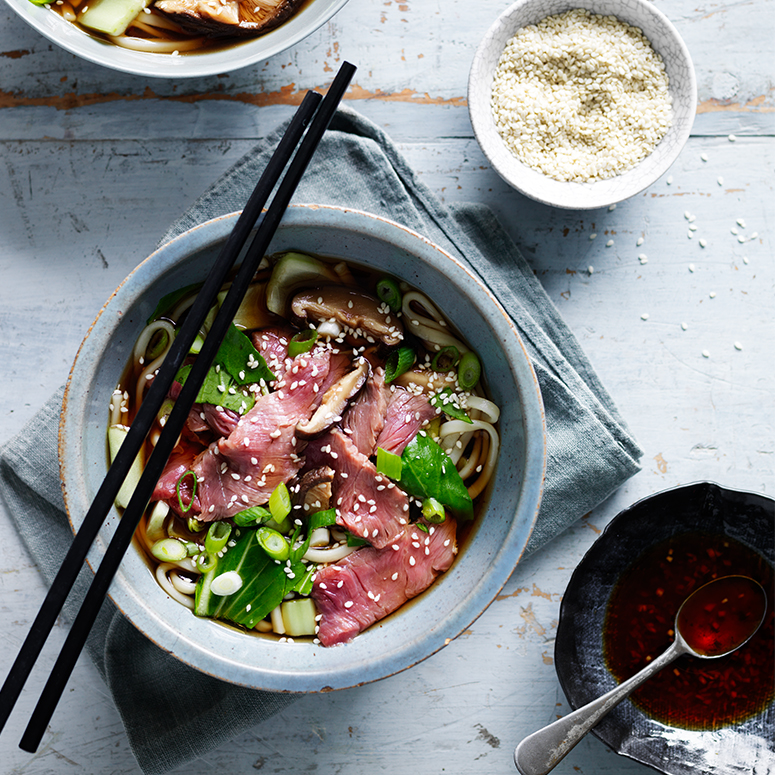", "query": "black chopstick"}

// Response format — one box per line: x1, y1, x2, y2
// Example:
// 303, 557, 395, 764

0, 88, 321, 742
5, 61, 355, 751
